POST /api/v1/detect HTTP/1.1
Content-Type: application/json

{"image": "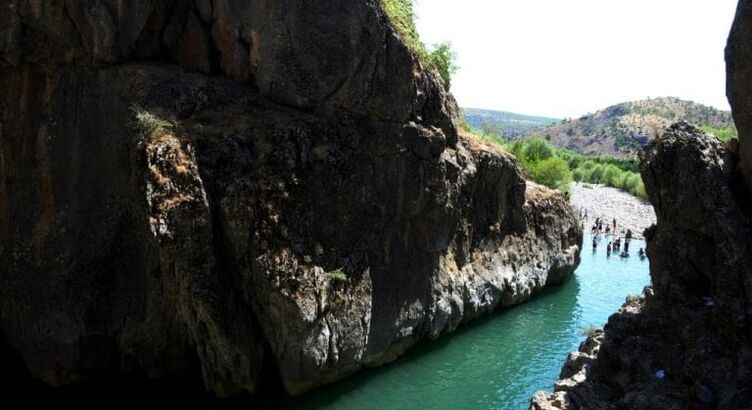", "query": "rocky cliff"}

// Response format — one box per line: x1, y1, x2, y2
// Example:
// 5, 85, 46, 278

0, 0, 581, 397
531, 3, 752, 406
